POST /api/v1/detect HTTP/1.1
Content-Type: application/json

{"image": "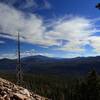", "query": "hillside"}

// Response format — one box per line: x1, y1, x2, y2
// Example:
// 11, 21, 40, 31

0, 77, 49, 100
0, 55, 100, 75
